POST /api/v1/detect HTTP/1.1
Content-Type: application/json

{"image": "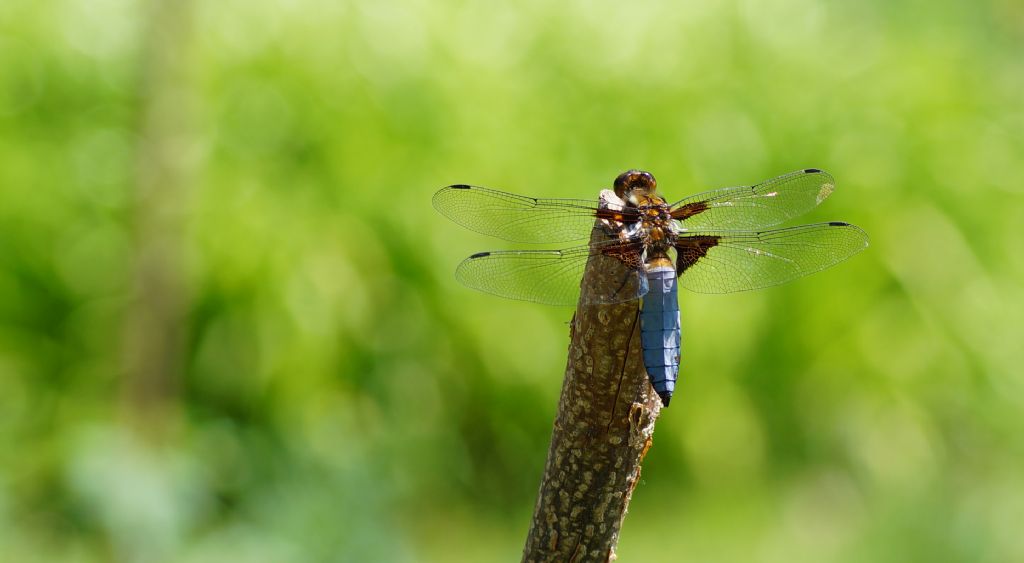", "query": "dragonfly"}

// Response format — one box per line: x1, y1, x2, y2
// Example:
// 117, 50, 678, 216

433, 169, 868, 407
